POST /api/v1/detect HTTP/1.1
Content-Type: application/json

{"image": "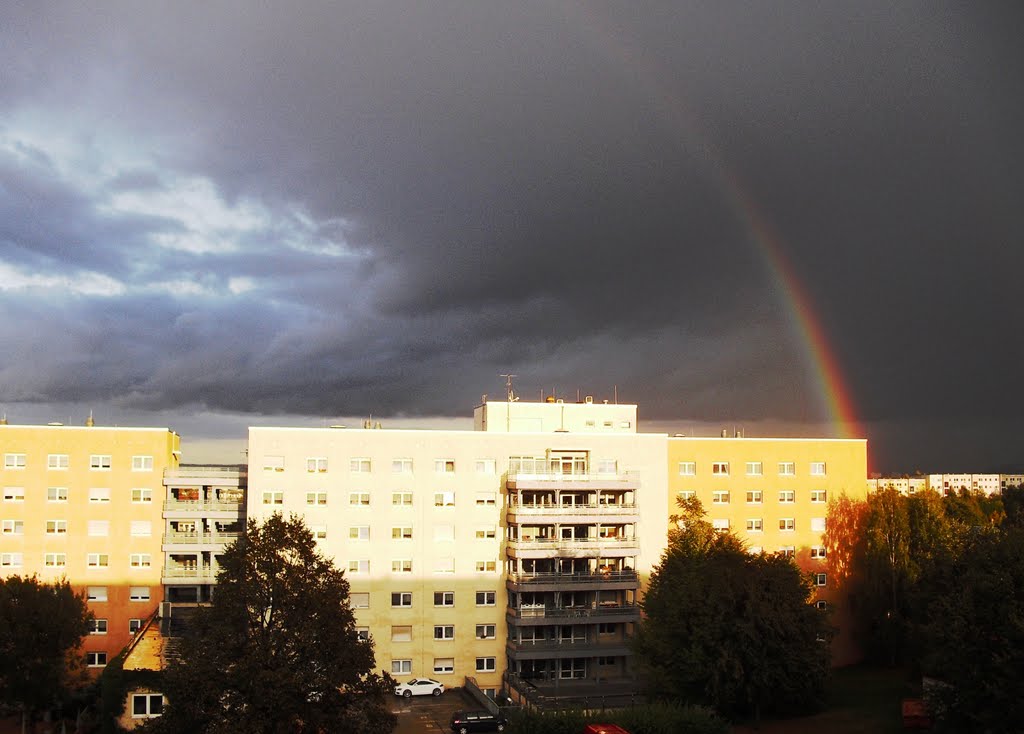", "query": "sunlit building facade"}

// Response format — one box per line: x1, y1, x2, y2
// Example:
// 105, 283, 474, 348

0, 421, 179, 673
